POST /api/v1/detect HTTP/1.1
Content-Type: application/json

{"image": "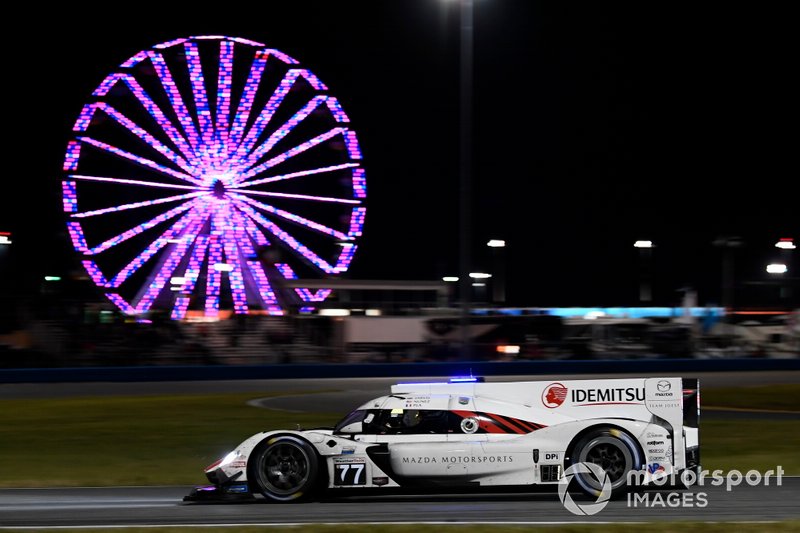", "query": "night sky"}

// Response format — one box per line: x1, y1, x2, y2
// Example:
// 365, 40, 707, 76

1, 1, 796, 311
